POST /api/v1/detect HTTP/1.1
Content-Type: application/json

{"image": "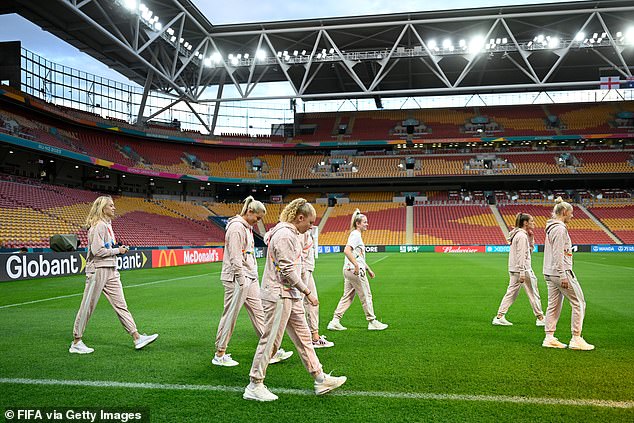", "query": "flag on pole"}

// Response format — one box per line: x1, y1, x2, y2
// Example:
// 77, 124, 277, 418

599, 76, 621, 90
626, 76, 634, 89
